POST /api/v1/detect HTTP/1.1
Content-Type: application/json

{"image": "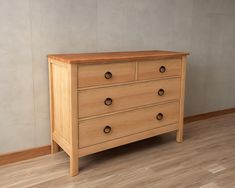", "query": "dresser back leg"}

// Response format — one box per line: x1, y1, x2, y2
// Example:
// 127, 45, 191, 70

51, 140, 59, 154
